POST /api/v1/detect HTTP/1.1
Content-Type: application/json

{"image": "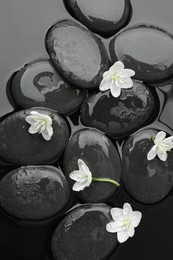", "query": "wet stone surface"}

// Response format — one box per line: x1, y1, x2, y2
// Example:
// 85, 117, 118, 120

63, 129, 121, 202
122, 129, 173, 204
51, 203, 118, 260
110, 25, 173, 83
64, 0, 131, 37
45, 20, 109, 89
0, 107, 69, 165
11, 59, 86, 115
81, 81, 155, 139
0, 166, 70, 220
0, 157, 14, 167
1, 0, 173, 260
